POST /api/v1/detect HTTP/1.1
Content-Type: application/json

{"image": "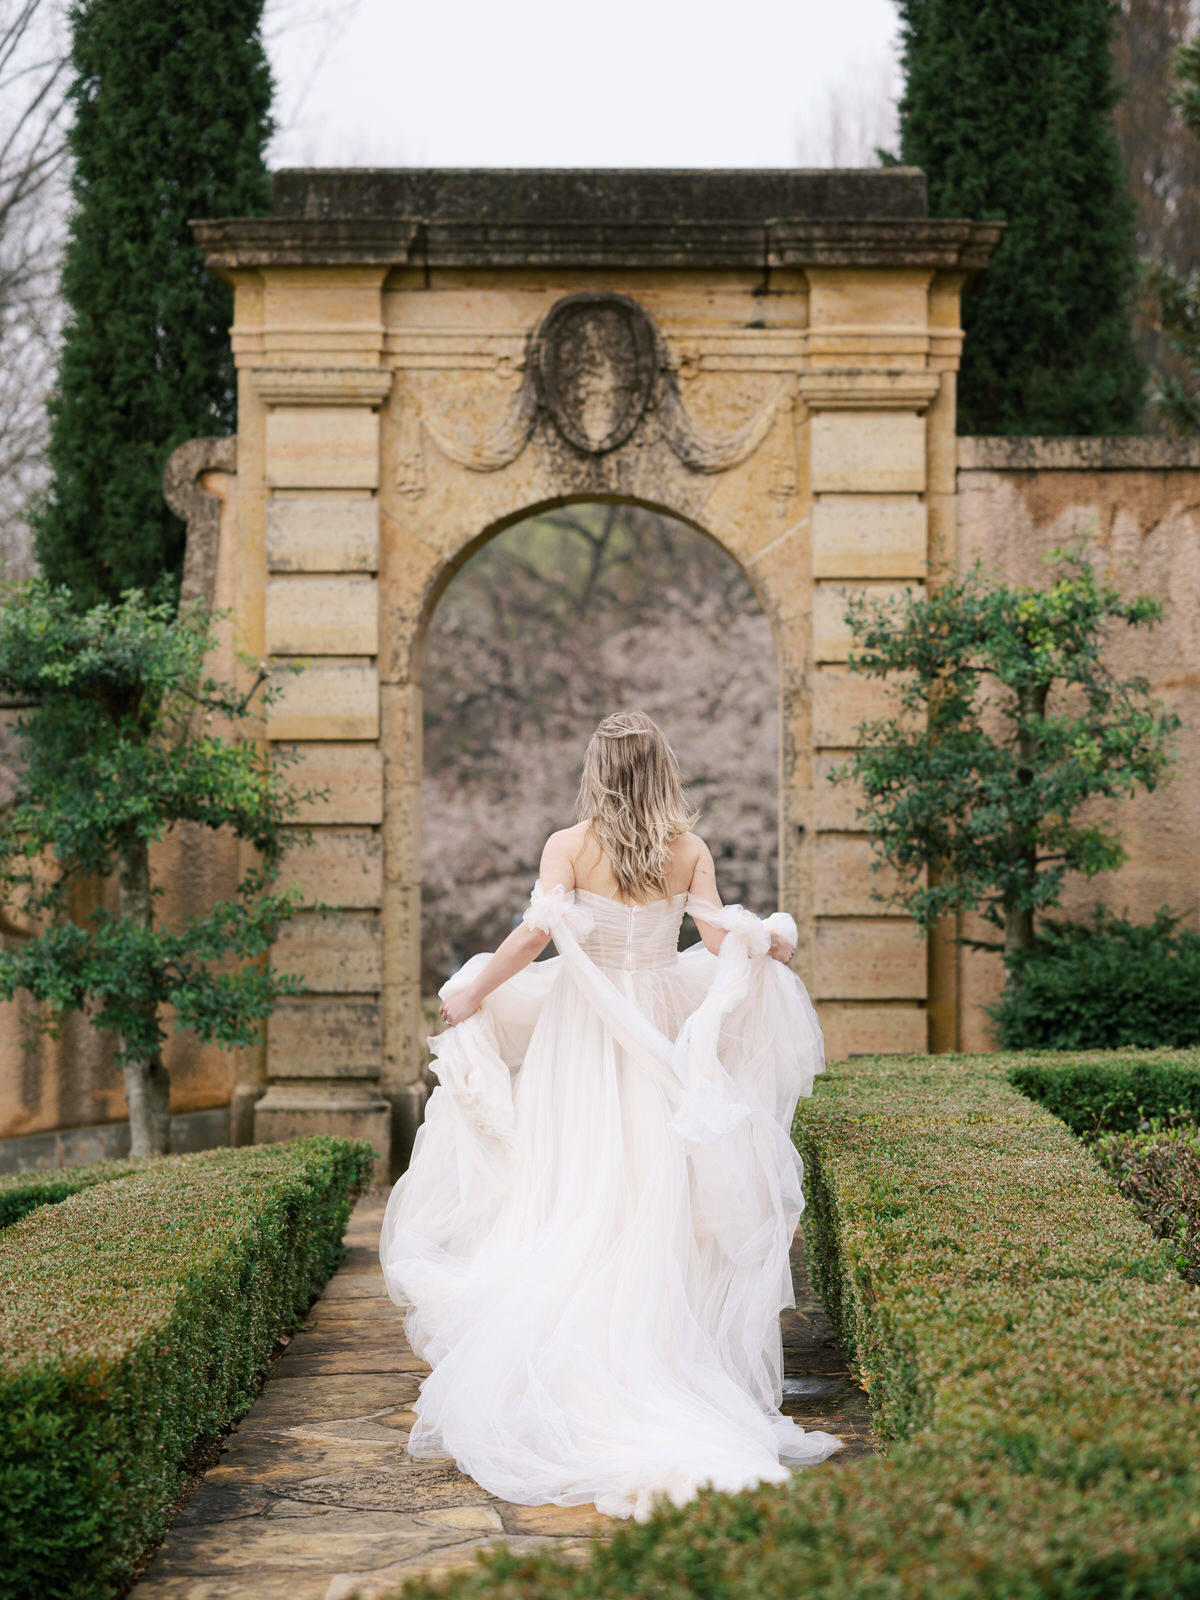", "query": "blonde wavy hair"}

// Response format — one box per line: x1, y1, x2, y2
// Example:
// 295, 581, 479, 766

577, 711, 699, 902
